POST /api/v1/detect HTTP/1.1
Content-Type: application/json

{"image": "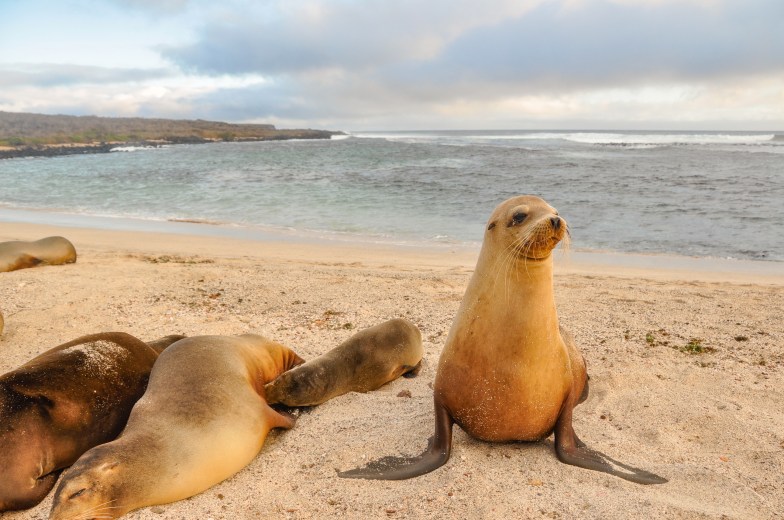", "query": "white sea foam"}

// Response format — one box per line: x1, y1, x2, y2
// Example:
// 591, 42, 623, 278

538, 132, 776, 145
355, 131, 778, 146
110, 145, 160, 152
